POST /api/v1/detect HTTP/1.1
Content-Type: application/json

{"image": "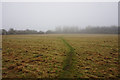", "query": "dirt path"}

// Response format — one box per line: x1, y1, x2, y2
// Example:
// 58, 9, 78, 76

59, 37, 76, 78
